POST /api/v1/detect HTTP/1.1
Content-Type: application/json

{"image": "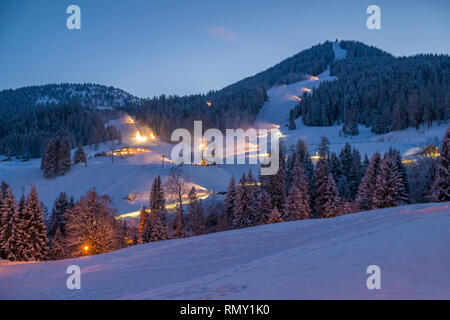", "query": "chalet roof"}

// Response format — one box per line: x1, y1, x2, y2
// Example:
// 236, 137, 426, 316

402, 144, 438, 157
